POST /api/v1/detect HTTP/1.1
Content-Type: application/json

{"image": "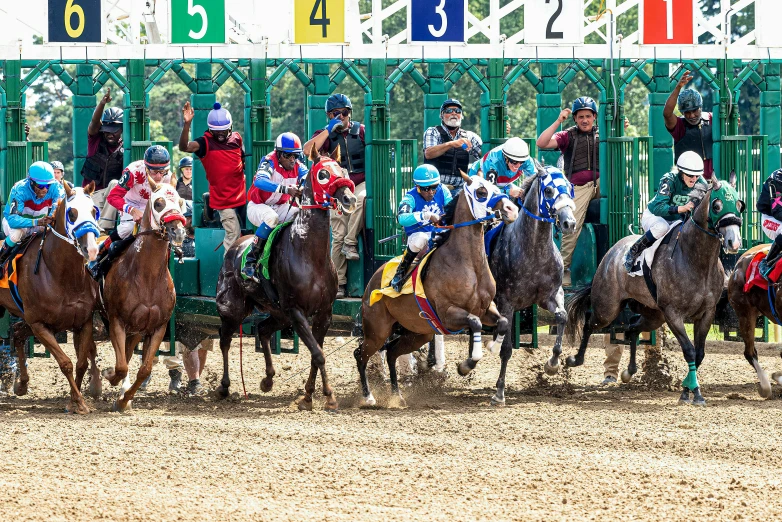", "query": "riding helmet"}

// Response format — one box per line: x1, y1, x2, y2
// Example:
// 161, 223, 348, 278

50, 161, 64, 171
571, 96, 597, 116
144, 145, 171, 171
178, 156, 193, 169
413, 164, 440, 187
325, 94, 352, 113
100, 107, 124, 133
275, 132, 303, 154
28, 161, 56, 185
677, 88, 703, 113
676, 151, 704, 177
502, 138, 530, 163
